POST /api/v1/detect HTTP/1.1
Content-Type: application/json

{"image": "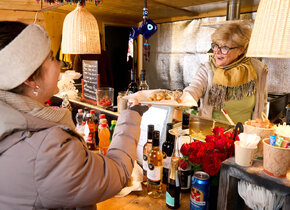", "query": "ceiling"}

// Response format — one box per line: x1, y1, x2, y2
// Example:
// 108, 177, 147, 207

0, 0, 260, 24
